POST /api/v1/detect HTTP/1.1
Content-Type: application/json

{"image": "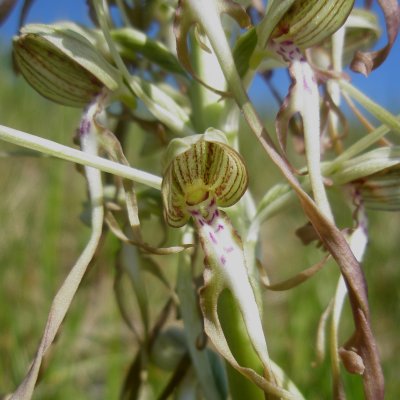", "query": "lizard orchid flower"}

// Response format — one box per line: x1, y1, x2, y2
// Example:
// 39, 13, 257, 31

162, 129, 302, 398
